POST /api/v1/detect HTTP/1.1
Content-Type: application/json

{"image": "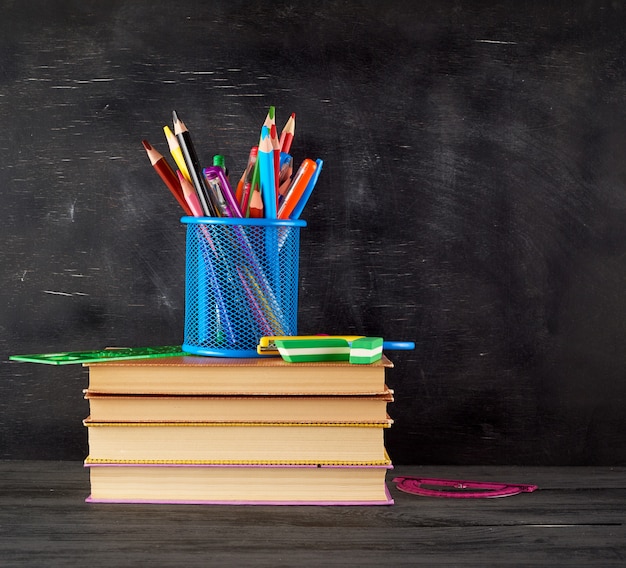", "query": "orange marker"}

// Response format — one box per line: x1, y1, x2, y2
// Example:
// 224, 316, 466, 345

277, 158, 317, 219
